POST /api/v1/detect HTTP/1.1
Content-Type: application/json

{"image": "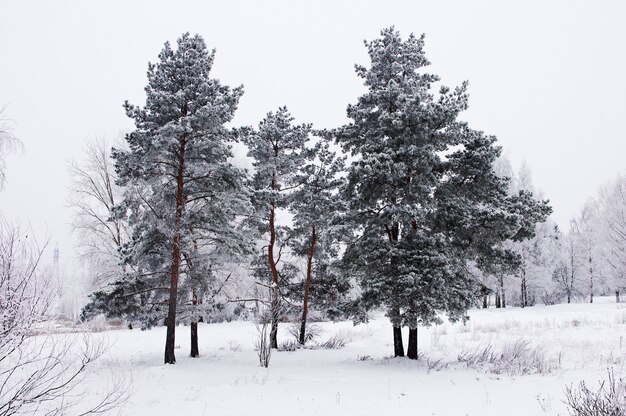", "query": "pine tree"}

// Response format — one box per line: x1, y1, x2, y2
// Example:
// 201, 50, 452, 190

242, 107, 312, 349
288, 141, 348, 344
330, 27, 467, 358
330, 27, 550, 359
93, 33, 249, 364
